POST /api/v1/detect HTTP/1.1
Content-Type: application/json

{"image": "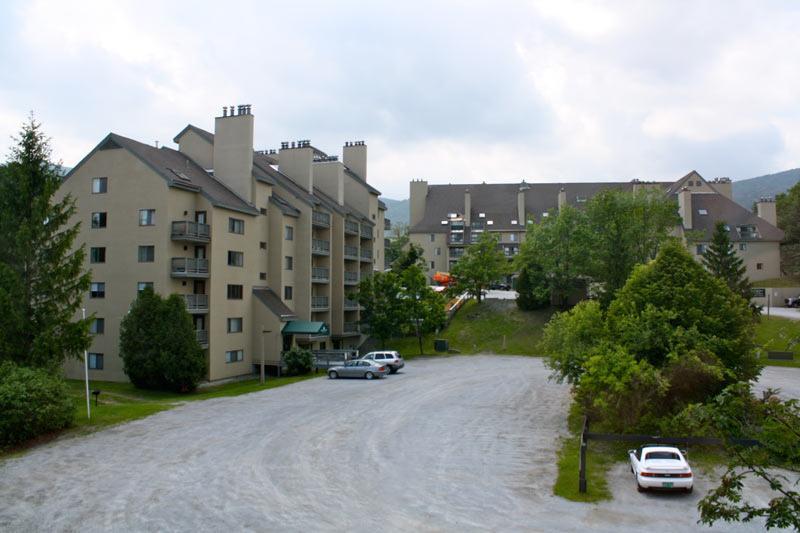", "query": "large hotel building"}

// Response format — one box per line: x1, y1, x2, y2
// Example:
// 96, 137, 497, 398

59, 105, 386, 382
